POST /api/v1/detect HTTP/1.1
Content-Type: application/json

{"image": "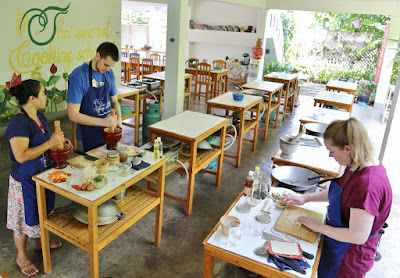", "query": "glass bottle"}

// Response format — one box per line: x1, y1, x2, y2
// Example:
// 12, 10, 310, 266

153, 139, 160, 160
157, 137, 163, 158
252, 166, 261, 198
243, 170, 254, 196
